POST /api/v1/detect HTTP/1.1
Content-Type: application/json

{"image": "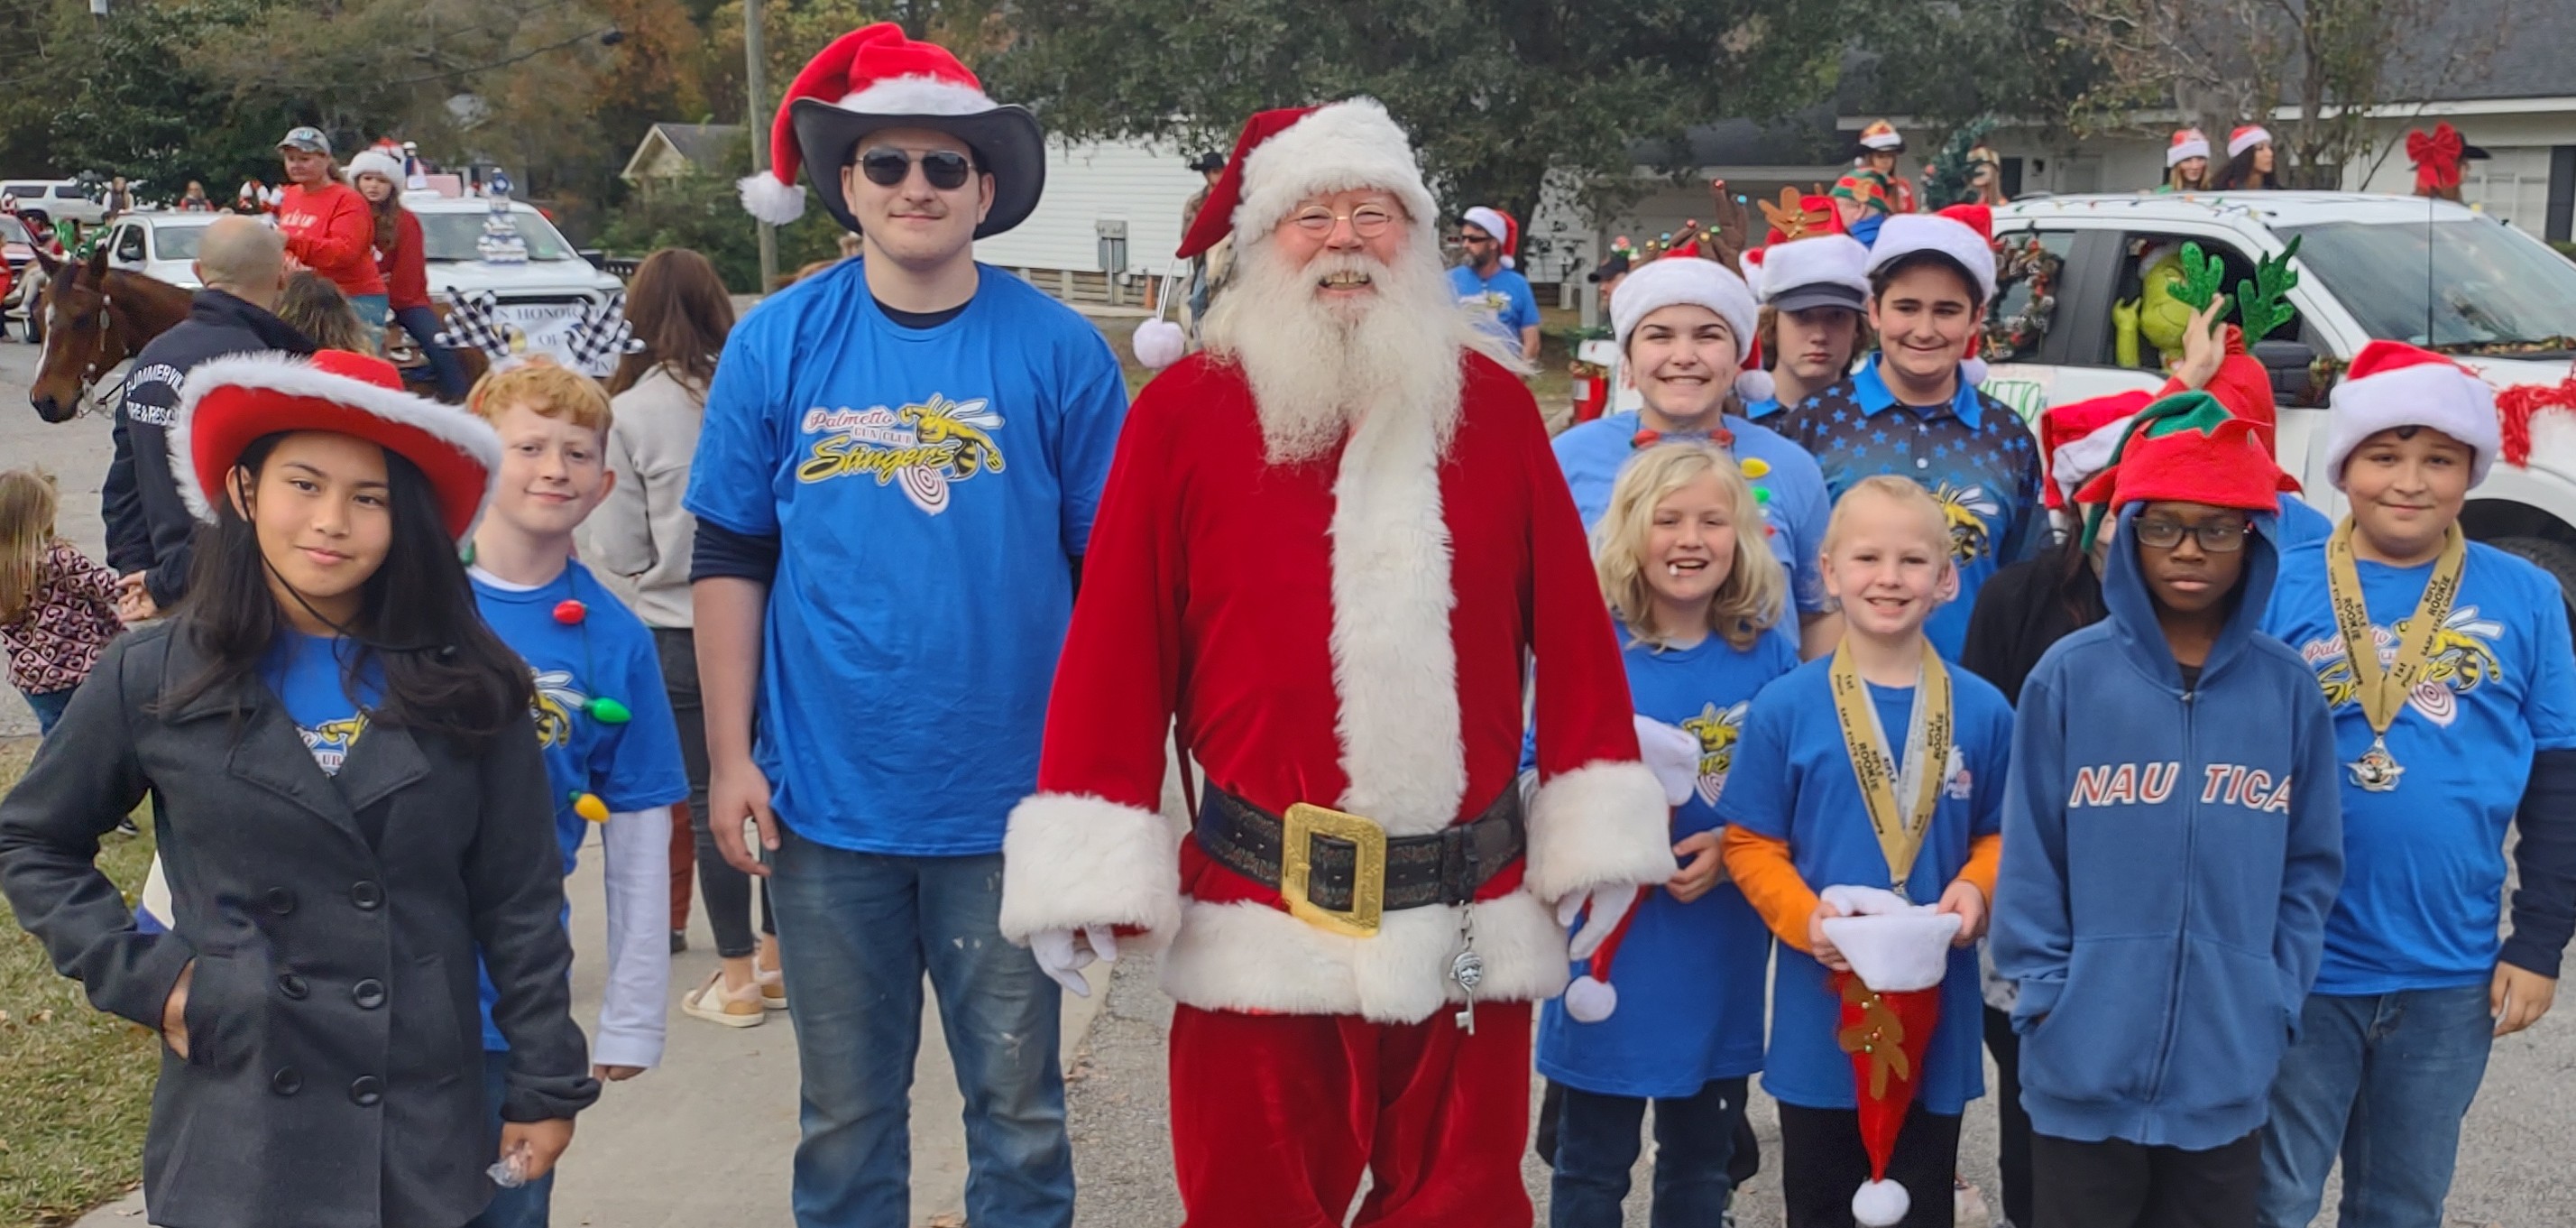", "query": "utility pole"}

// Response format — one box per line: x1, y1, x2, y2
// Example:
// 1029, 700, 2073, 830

747, 0, 777, 292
